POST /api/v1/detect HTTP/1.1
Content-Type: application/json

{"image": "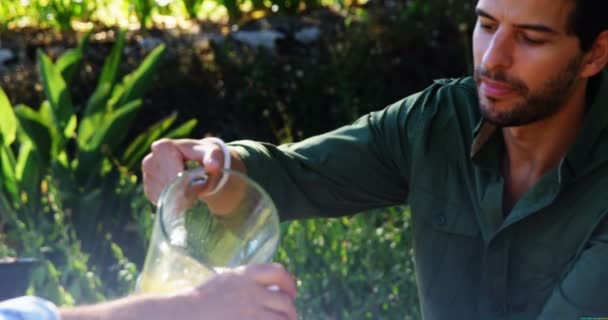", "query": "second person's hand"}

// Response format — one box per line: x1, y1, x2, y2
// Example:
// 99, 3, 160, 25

177, 263, 298, 320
